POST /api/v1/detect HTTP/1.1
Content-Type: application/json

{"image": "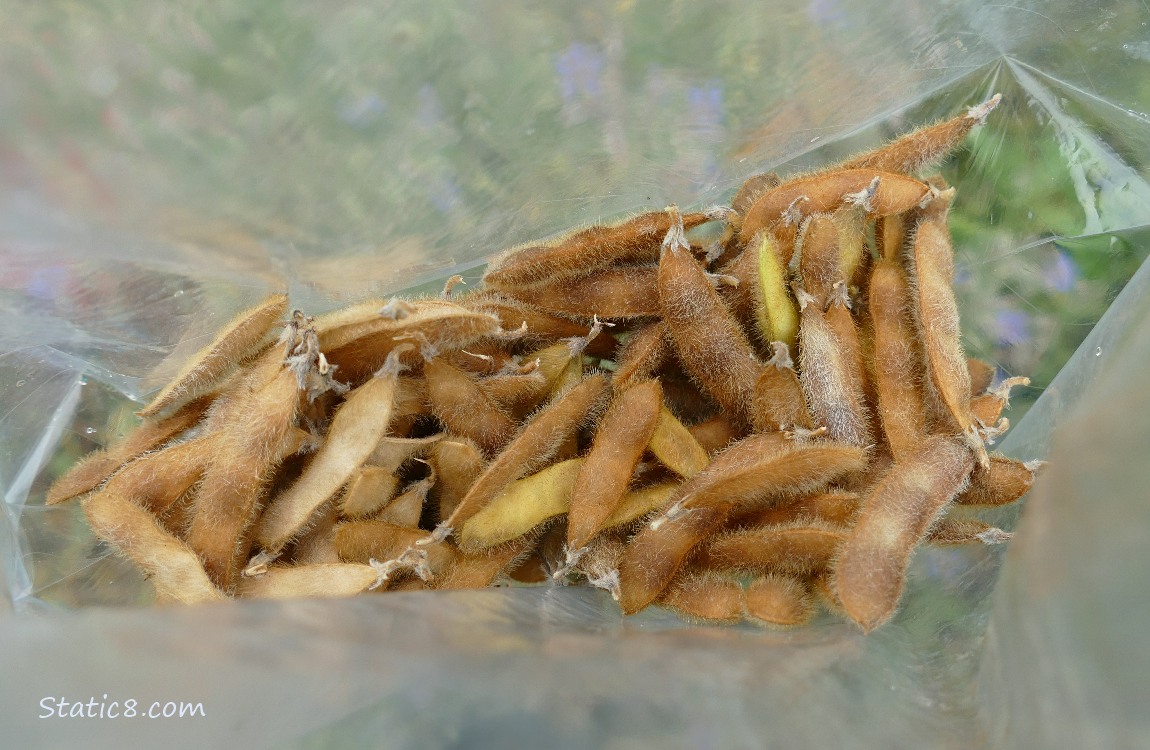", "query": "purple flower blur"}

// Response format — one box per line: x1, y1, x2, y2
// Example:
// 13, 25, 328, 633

687, 85, 724, 134
335, 94, 385, 128
807, 0, 845, 24
687, 83, 725, 178
428, 174, 461, 215
556, 43, 604, 105
1043, 248, 1078, 292
26, 266, 69, 302
994, 308, 1031, 347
